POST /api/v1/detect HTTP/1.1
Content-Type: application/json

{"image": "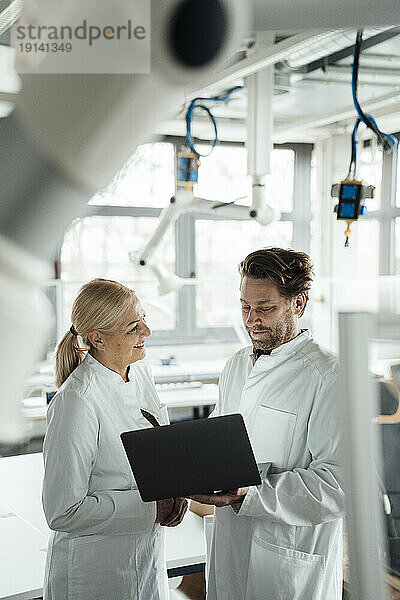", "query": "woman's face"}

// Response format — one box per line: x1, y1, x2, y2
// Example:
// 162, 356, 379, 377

96, 299, 151, 367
